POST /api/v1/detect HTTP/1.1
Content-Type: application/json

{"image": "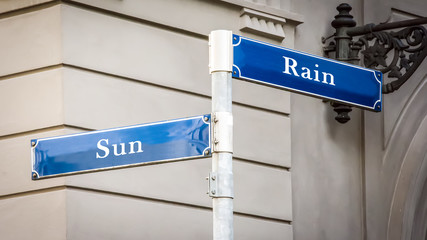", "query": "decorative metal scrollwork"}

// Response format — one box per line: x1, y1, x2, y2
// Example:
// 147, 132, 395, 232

357, 26, 427, 93
323, 3, 427, 123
